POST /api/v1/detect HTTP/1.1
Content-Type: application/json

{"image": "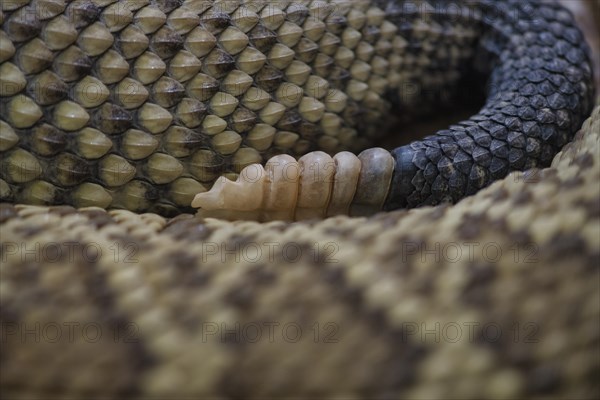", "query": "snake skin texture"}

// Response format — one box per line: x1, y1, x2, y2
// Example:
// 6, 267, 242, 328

1, 105, 599, 398
0, 0, 594, 214
385, 0, 595, 209
0, 0, 599, 398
